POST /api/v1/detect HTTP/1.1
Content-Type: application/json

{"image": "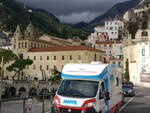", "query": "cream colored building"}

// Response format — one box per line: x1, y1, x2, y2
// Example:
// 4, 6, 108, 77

5, 45, 104, 80
95, 40, 123, 67
123, 29, 150, 87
